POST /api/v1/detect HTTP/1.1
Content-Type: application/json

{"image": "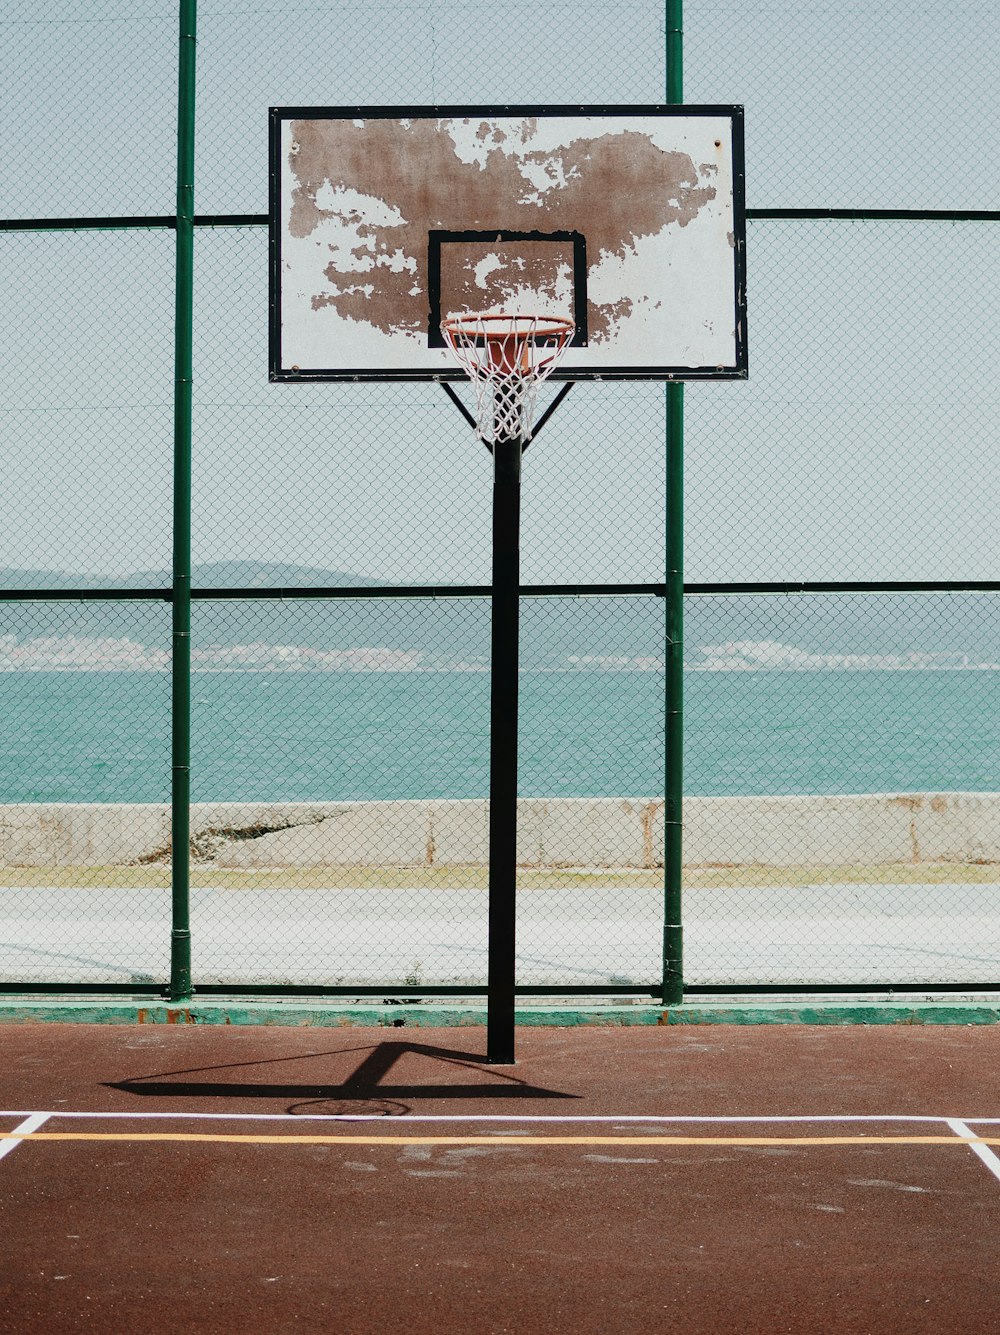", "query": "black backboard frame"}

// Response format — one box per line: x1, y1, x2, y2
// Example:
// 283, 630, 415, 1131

269, 104, 747, 383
